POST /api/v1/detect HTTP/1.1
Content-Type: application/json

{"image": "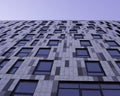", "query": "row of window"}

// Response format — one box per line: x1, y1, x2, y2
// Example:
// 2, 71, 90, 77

15, 38, 120, 48
10, 80, 120, 96
1, 59, 120, 76
24, 34, 104, 40
2, 47, 120, 59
